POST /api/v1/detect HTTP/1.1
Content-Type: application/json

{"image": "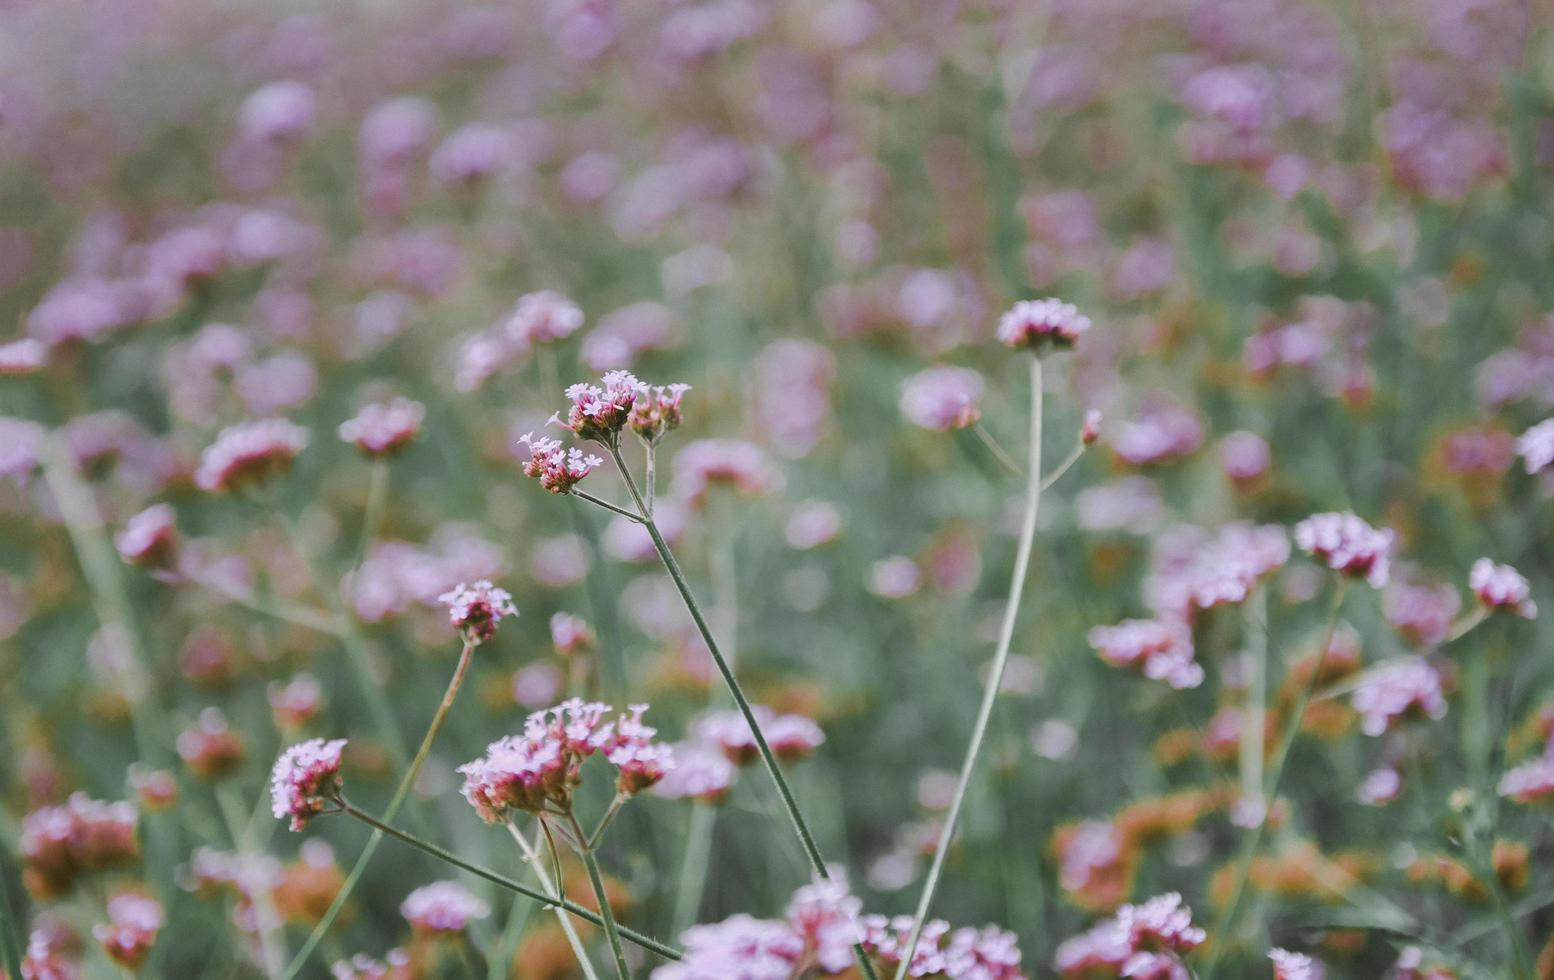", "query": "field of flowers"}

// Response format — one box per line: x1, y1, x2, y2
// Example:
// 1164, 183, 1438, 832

3, 0, 1554, 977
